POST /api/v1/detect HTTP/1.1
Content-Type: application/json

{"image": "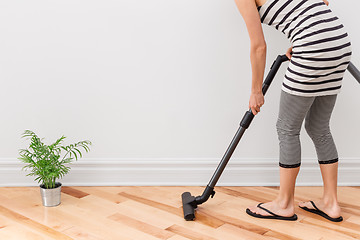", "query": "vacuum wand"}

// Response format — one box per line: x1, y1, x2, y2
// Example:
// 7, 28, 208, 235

181, 54, 289, 221
347, 62, 360, 84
